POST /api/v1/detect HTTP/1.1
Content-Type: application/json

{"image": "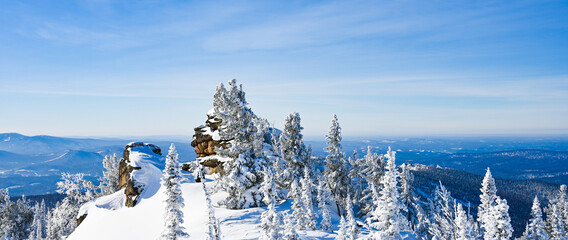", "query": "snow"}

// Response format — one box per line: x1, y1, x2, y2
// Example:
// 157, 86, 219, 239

69, 175, 350, 240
